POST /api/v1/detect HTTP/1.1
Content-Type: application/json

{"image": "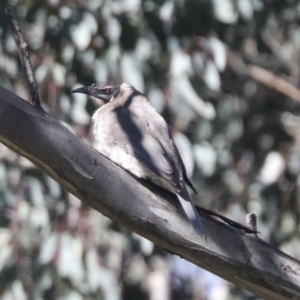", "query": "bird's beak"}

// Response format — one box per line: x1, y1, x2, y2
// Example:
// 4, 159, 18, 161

72, 86, 95, 96
72, 85, 110, 106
